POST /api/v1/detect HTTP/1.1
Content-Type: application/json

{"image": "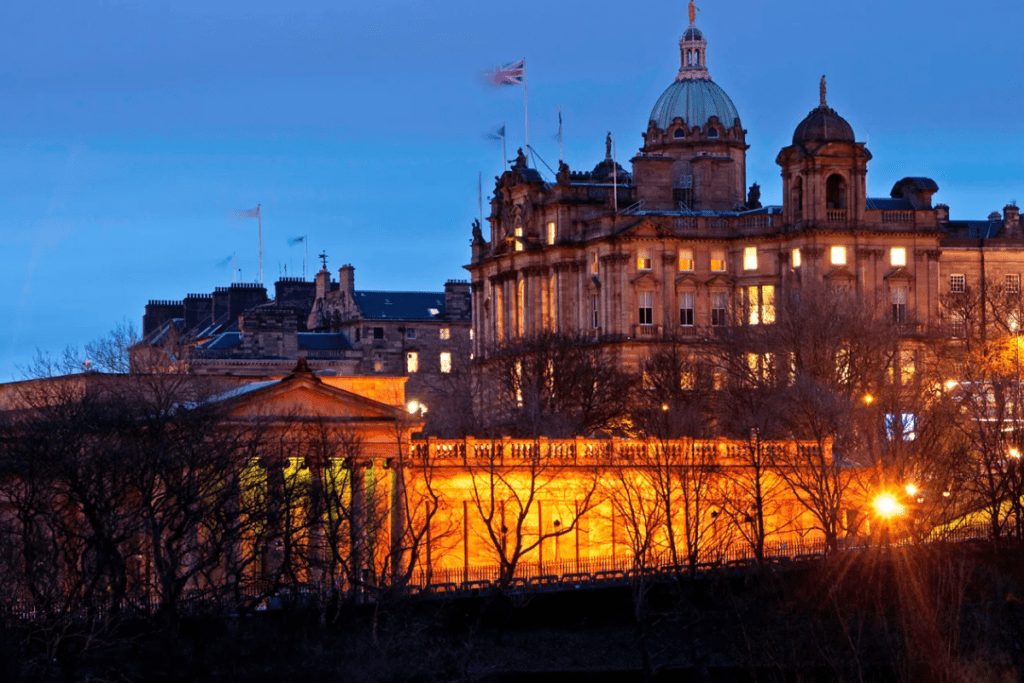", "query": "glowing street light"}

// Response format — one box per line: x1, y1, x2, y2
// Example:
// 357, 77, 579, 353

904, 483, 918, 497
863, 394, 874, 405
873, 493, 904, 519
1011, 447, 1021, 460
